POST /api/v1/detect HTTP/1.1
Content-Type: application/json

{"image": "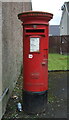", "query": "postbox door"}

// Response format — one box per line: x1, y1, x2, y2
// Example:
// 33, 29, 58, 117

23, 35, 48, 92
